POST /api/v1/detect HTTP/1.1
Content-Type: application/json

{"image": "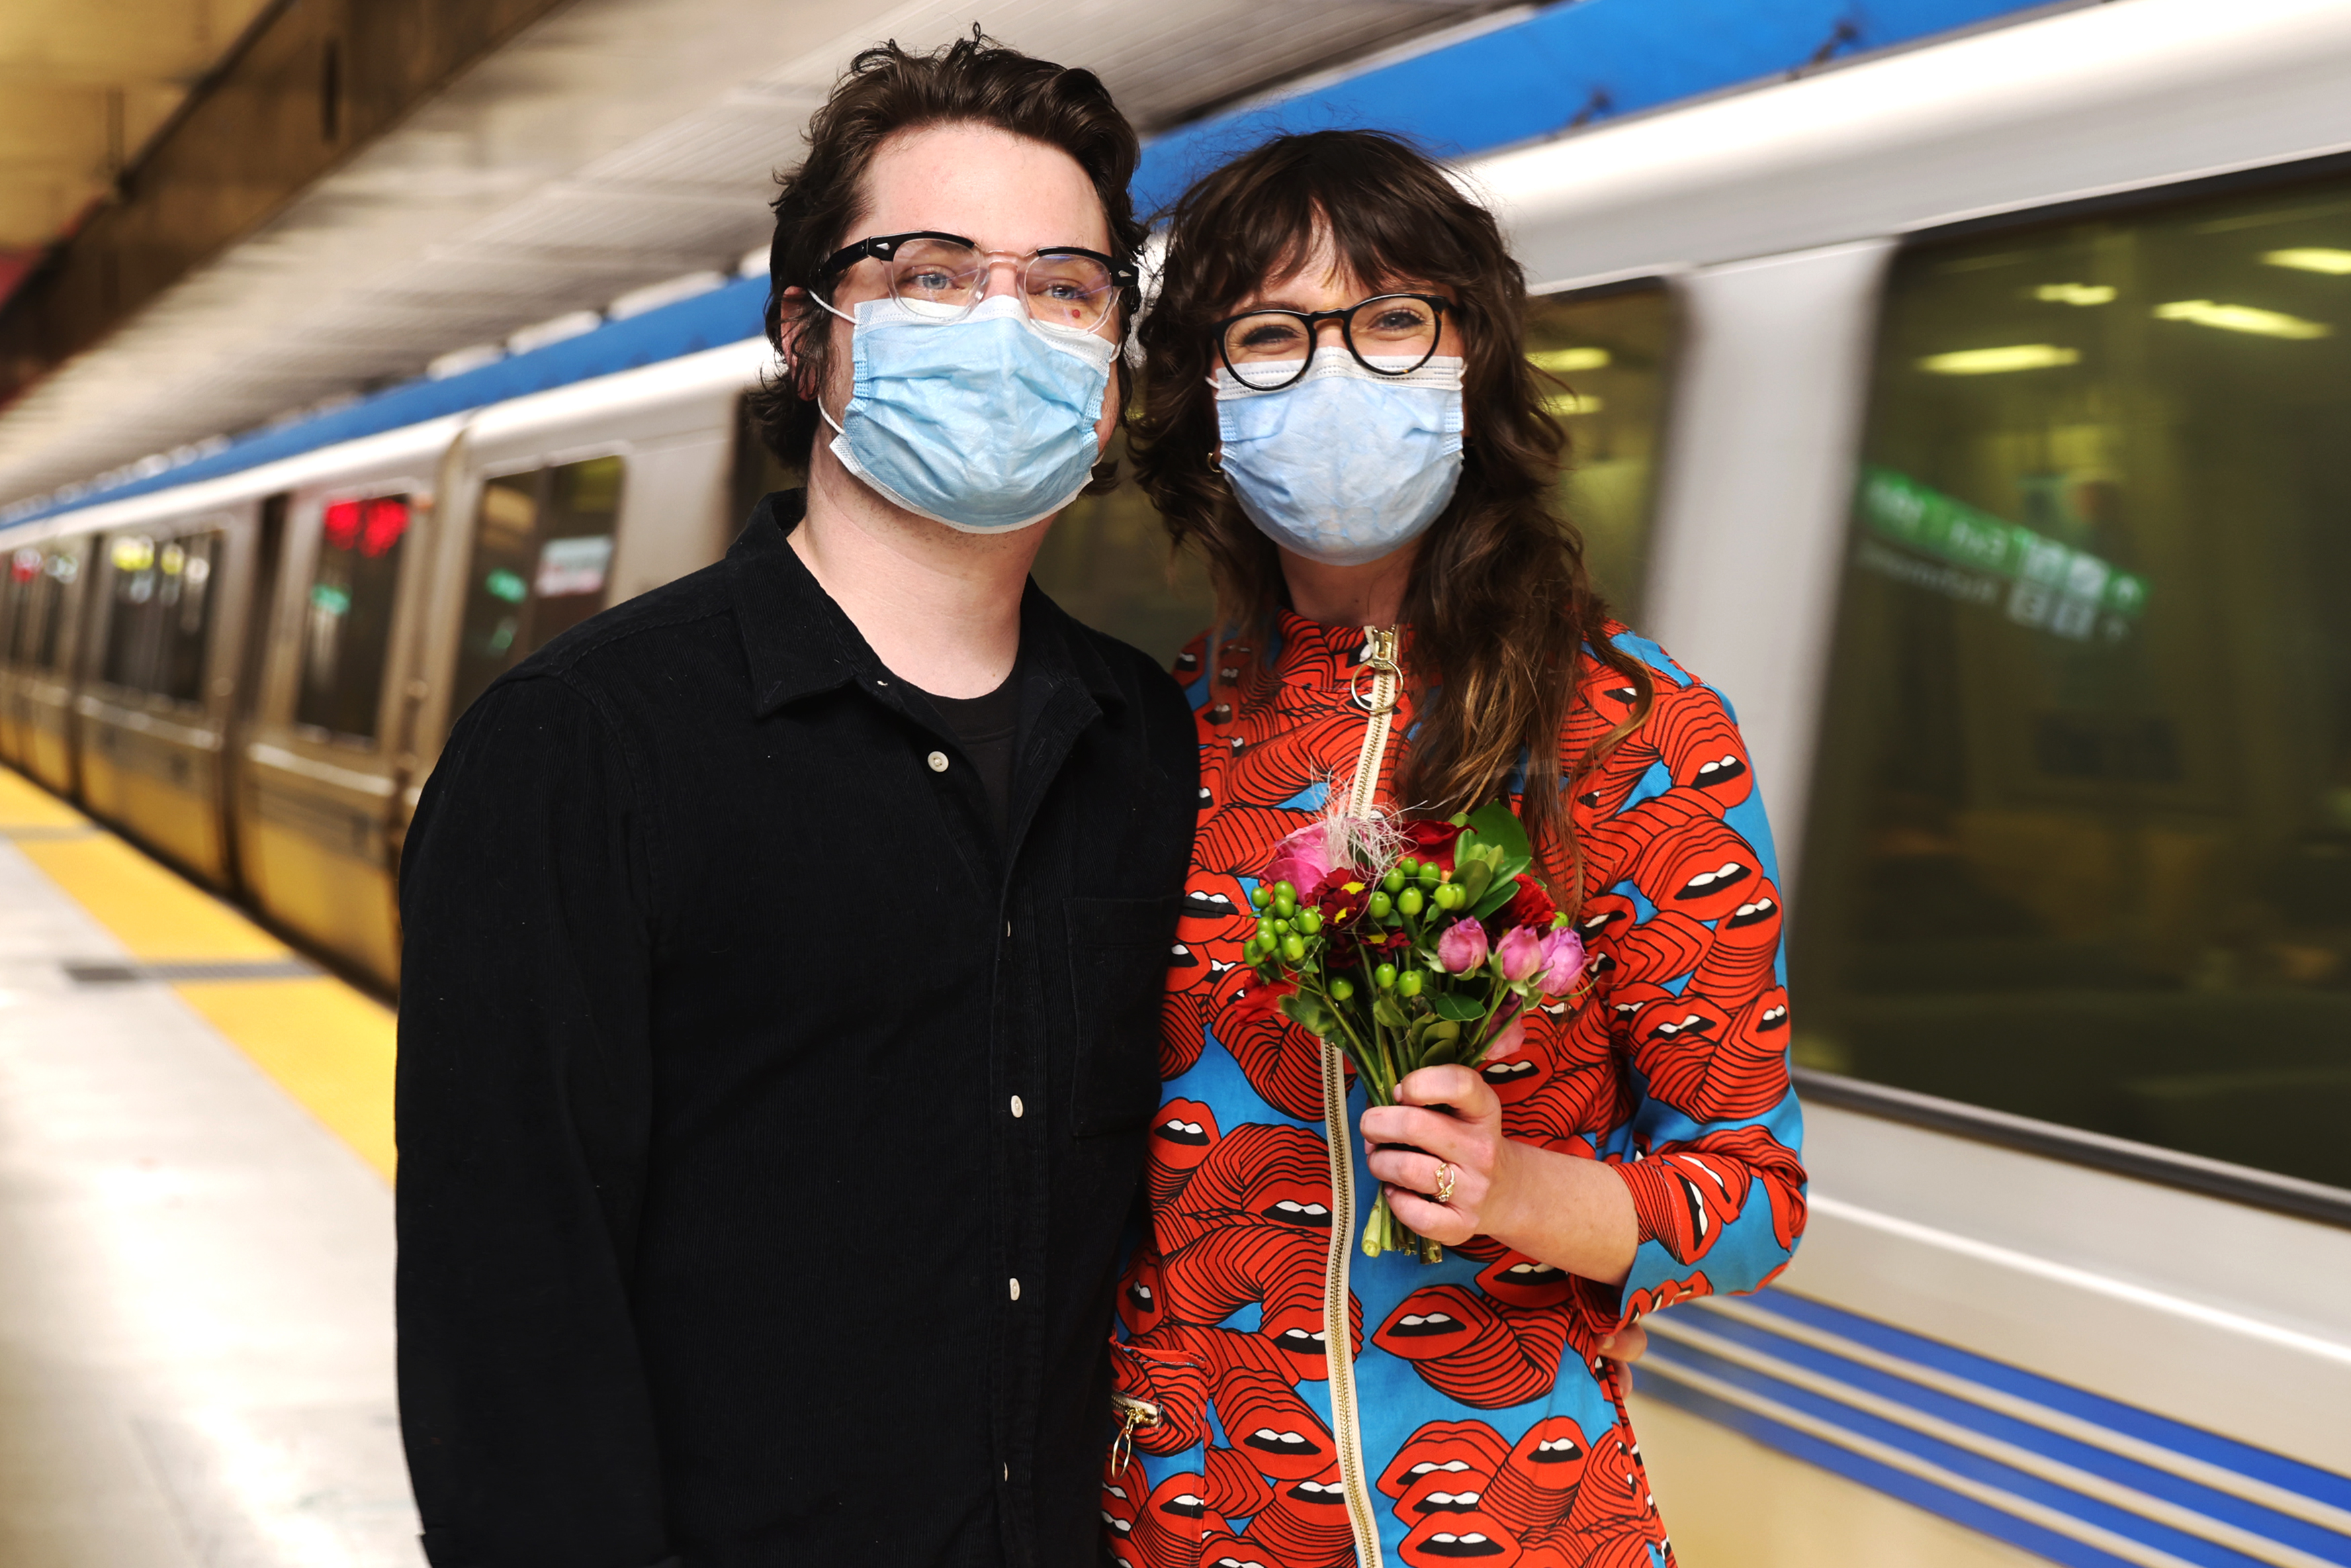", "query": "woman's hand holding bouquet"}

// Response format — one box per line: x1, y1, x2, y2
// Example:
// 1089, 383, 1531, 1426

1238, 799, 1589, 1260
